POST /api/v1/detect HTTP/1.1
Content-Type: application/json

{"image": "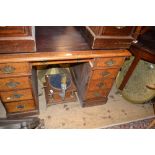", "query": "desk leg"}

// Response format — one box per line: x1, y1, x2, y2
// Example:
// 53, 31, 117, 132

119, 56, 141, 90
